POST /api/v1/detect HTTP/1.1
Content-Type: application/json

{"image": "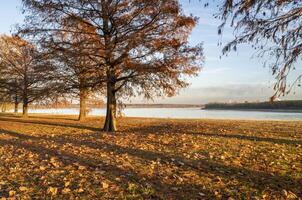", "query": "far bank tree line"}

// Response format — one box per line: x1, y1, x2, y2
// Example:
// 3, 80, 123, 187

205, 100, 302, 110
